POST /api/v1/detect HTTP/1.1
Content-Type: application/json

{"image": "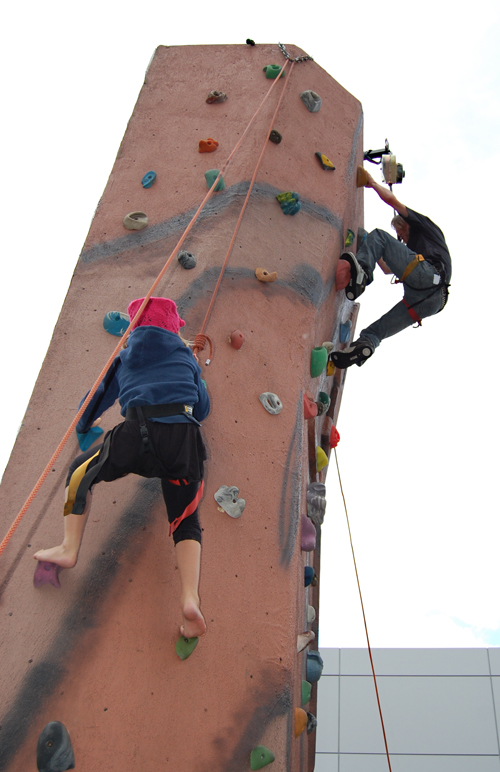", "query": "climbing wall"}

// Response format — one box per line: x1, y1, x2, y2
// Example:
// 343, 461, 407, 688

0, 44, 362, 772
